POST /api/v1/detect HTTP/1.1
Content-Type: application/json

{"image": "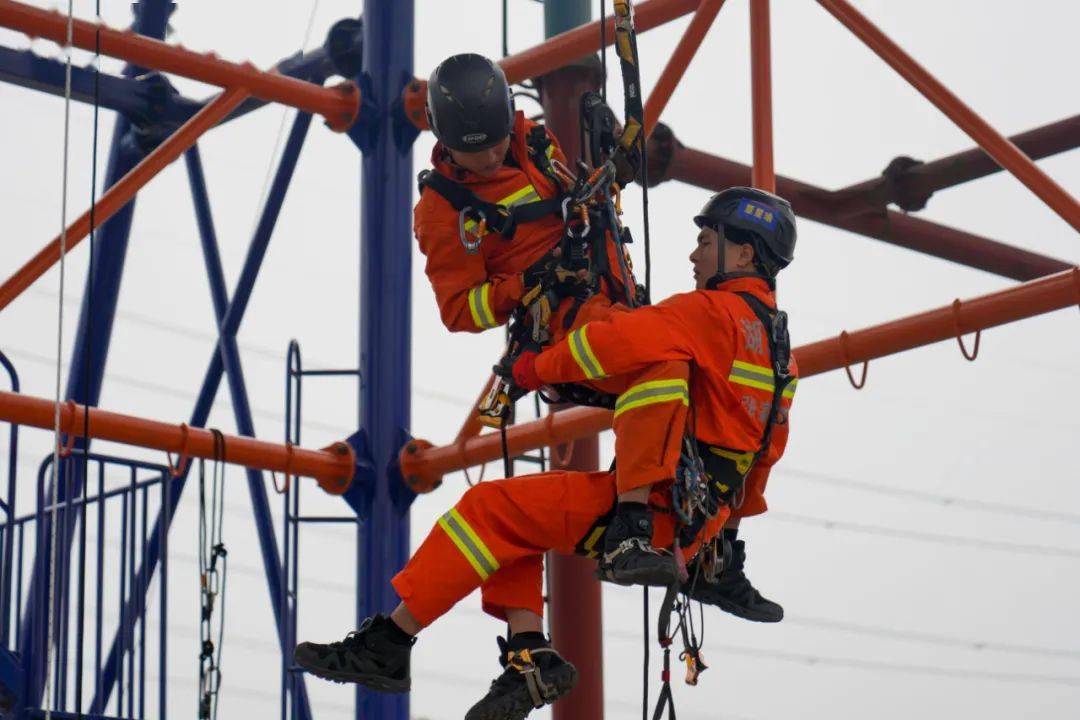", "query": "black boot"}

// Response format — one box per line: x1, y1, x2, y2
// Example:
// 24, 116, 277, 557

293, 614, 414, 690
596, 502, 678, 587
683, 539, 783, 623
465, 633, 578, 720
